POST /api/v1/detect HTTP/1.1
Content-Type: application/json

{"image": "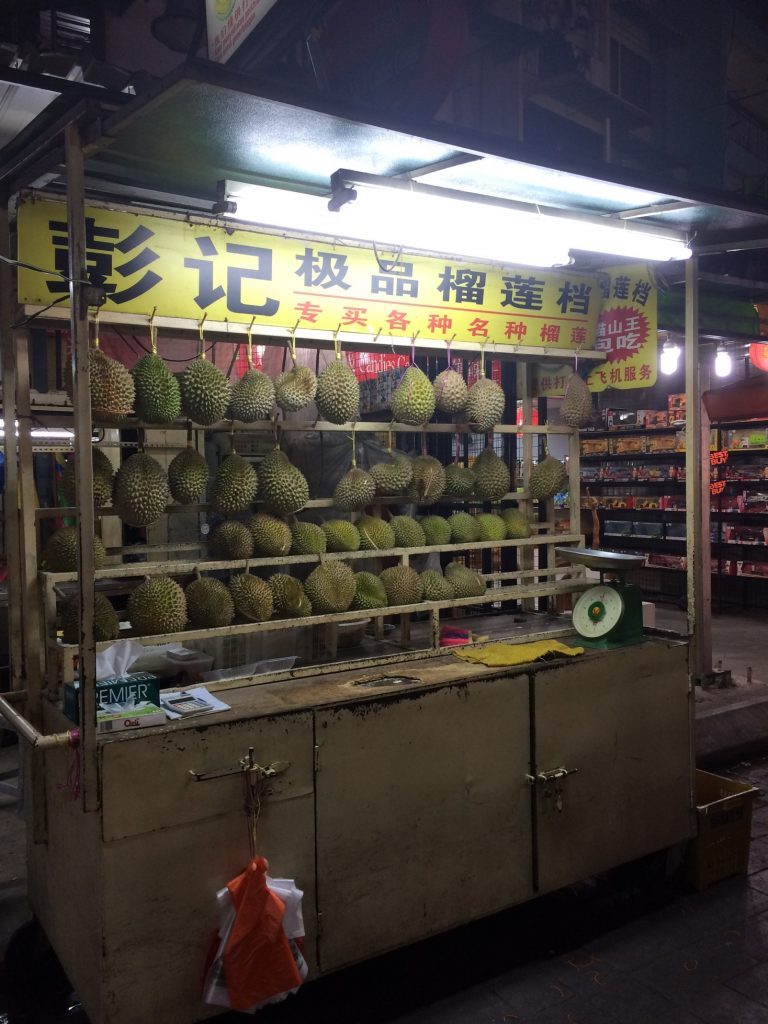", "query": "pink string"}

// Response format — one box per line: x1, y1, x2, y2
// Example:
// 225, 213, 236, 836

55, 729, 81, 800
